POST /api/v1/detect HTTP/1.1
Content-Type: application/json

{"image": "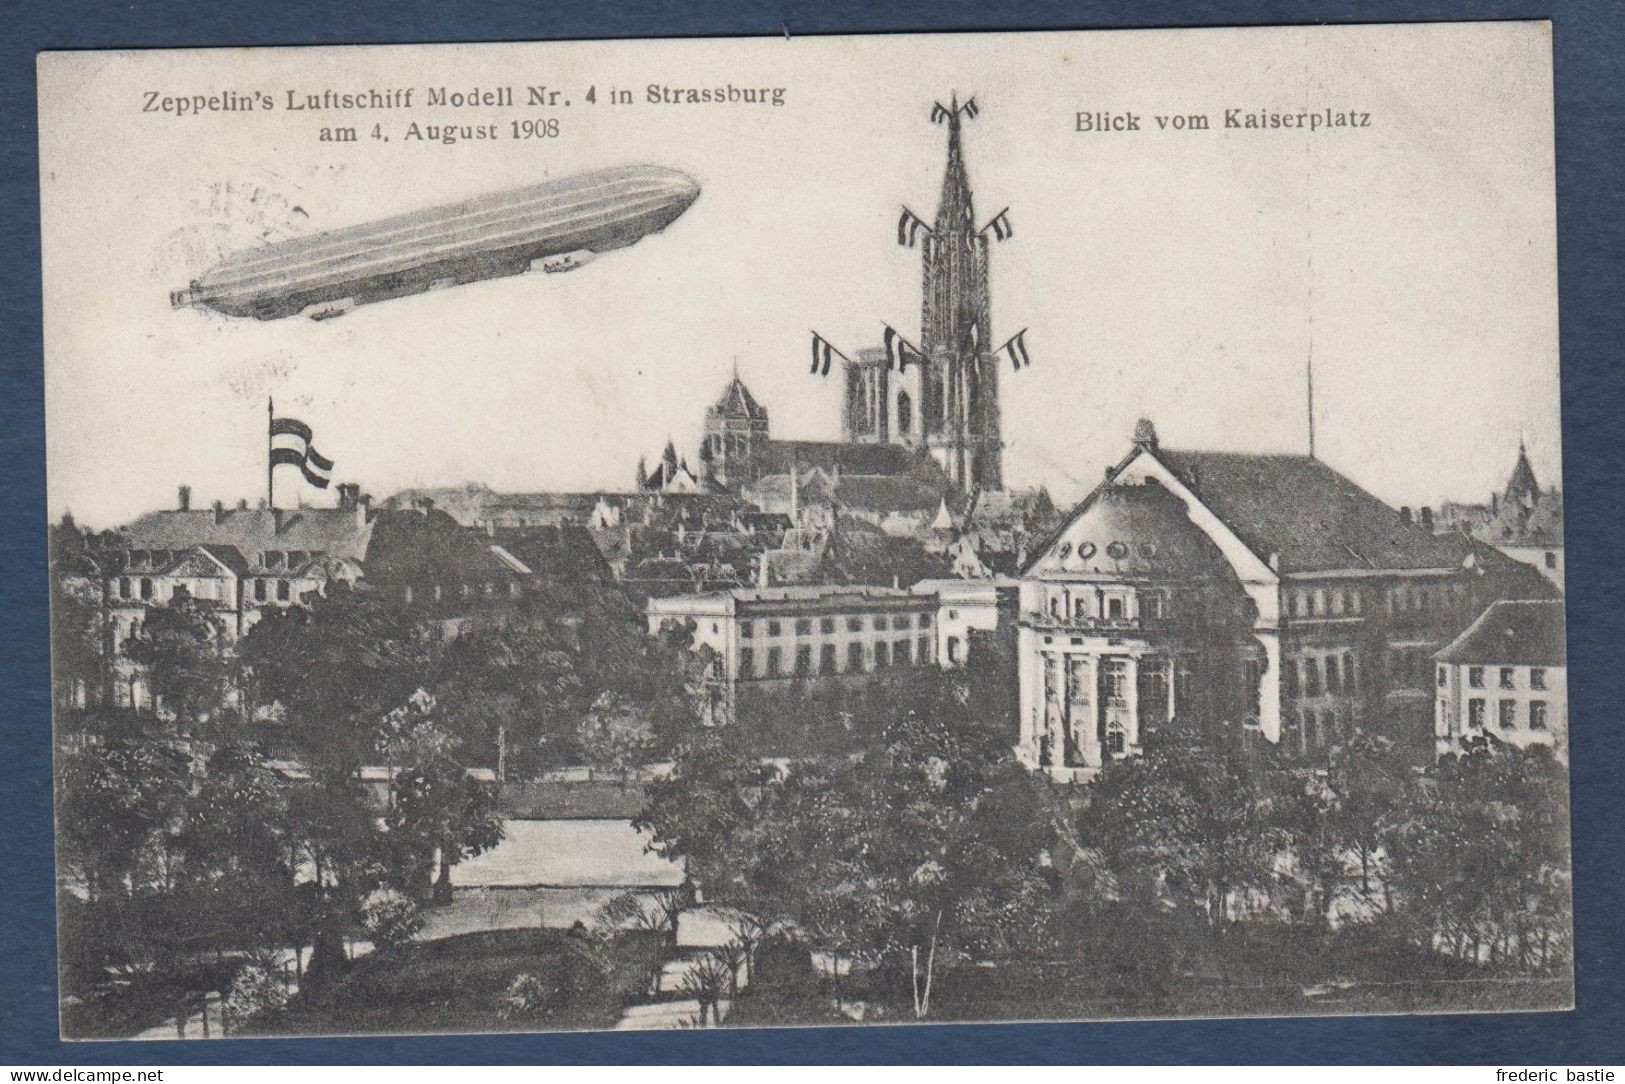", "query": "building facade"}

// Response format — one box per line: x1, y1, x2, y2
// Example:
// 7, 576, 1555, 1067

911, 577, 1020, 668
1436, 441, 1564, 592
1434, 599, 1567, 761
646, 585, 939, 713
1016, 421, 1549, 781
